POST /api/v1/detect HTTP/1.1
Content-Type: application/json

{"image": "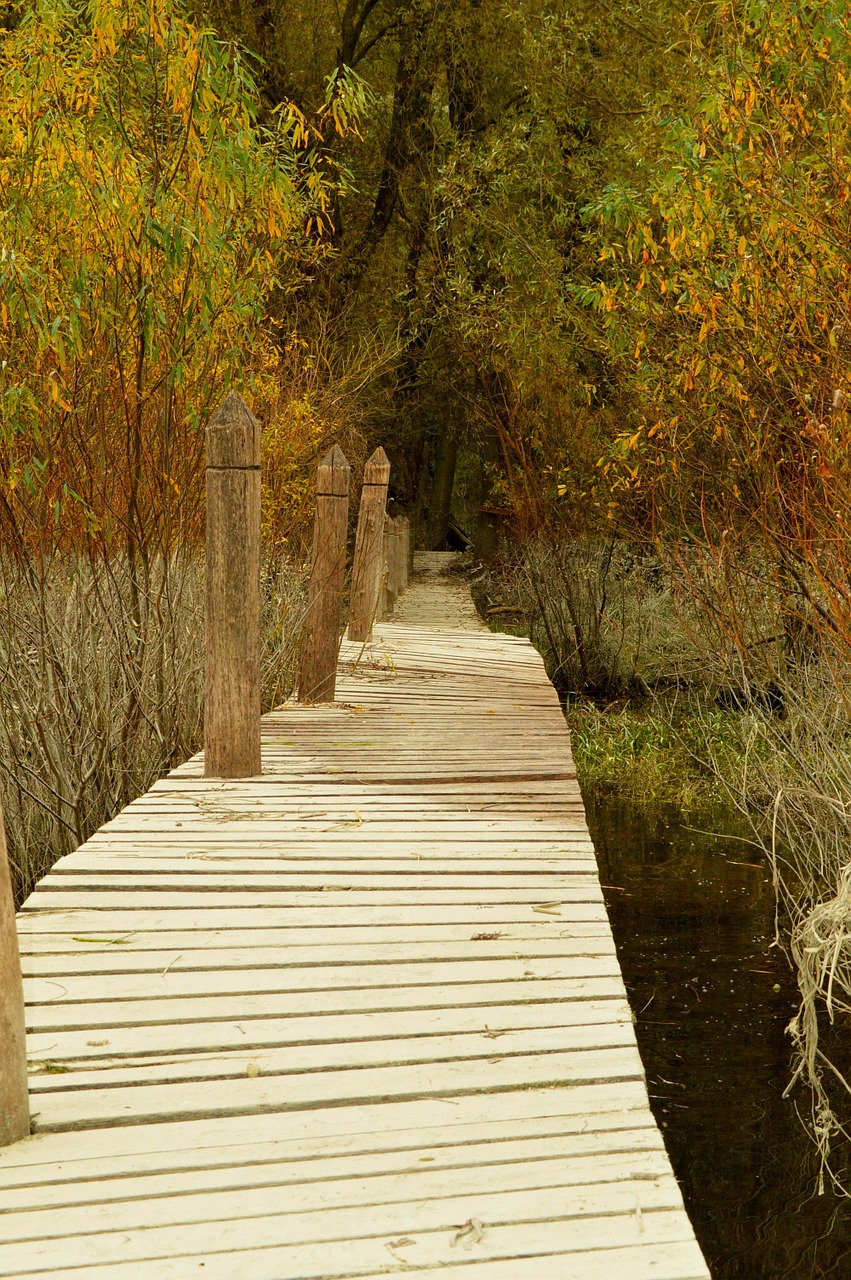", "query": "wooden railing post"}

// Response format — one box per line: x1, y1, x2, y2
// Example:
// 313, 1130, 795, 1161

298, 446, 351, 703
381, 516, 400, 618
205, 391, 262, 778
0, 801, 29, 1146
348, 447, 391, 642
398, 516, 411, 591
